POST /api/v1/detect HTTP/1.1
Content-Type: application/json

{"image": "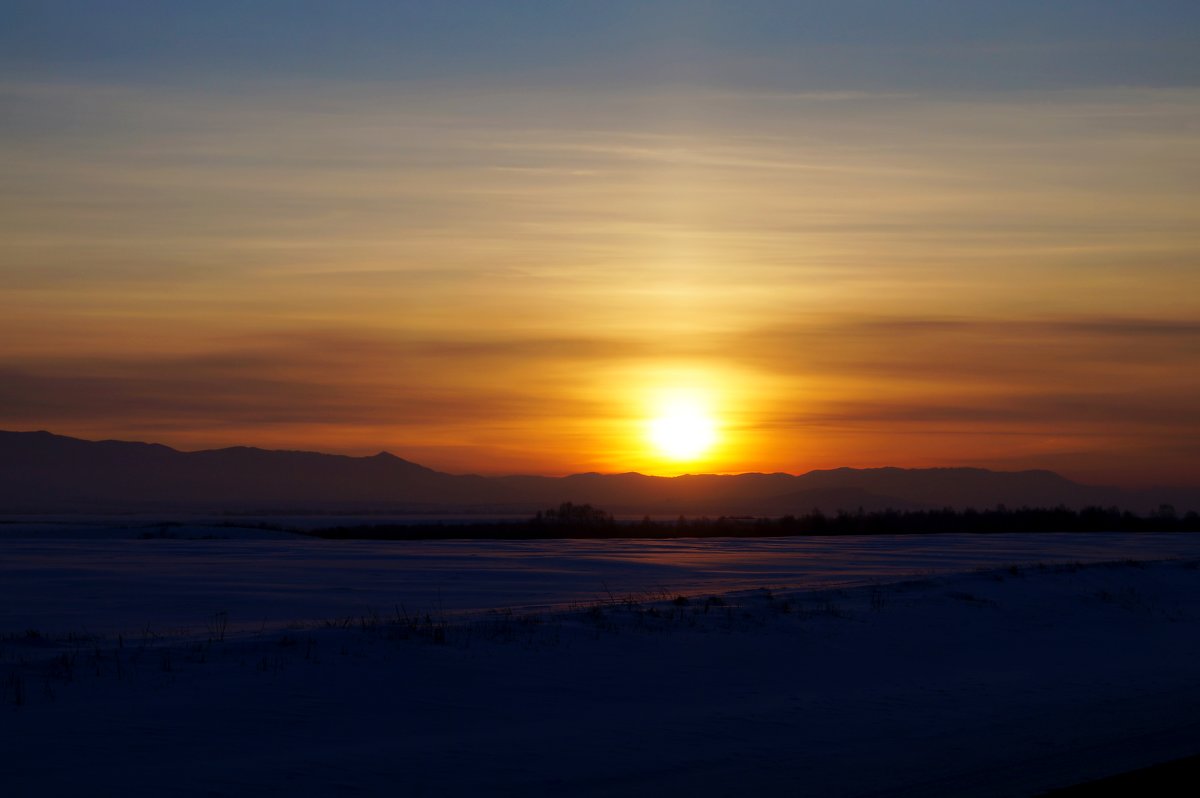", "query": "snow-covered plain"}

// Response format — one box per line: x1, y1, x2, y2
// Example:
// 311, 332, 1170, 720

5, 525, 1200, 635
4, 527, 1200, 796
